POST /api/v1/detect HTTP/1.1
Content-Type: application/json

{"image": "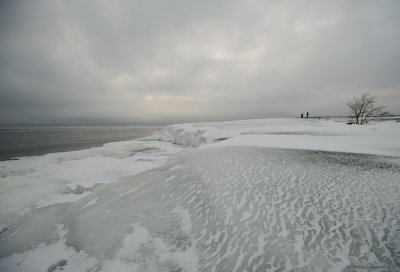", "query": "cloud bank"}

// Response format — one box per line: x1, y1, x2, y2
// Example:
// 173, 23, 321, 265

1, 0, 399, 125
